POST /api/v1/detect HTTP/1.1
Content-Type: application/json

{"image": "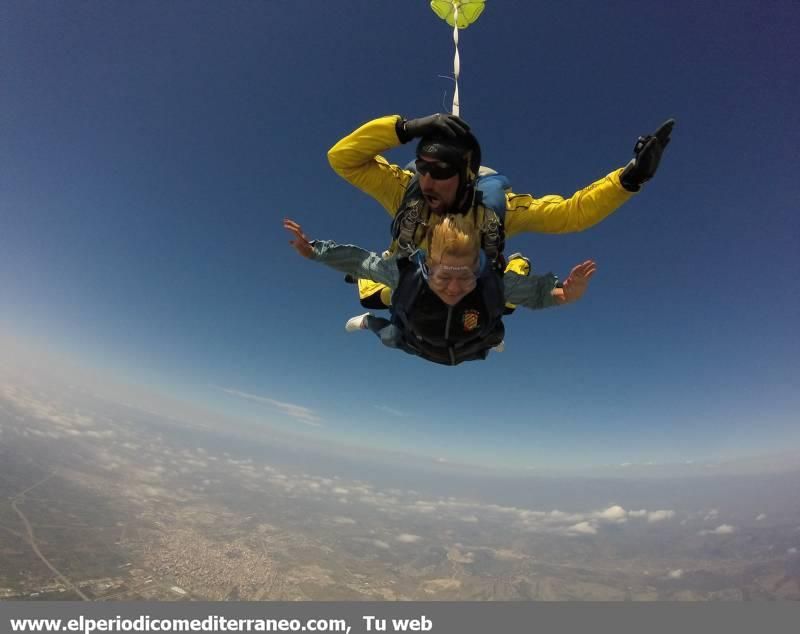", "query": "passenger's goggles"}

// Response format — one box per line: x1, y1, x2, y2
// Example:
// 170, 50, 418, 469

422, 261, 480, 291
415, 158, 460, 180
